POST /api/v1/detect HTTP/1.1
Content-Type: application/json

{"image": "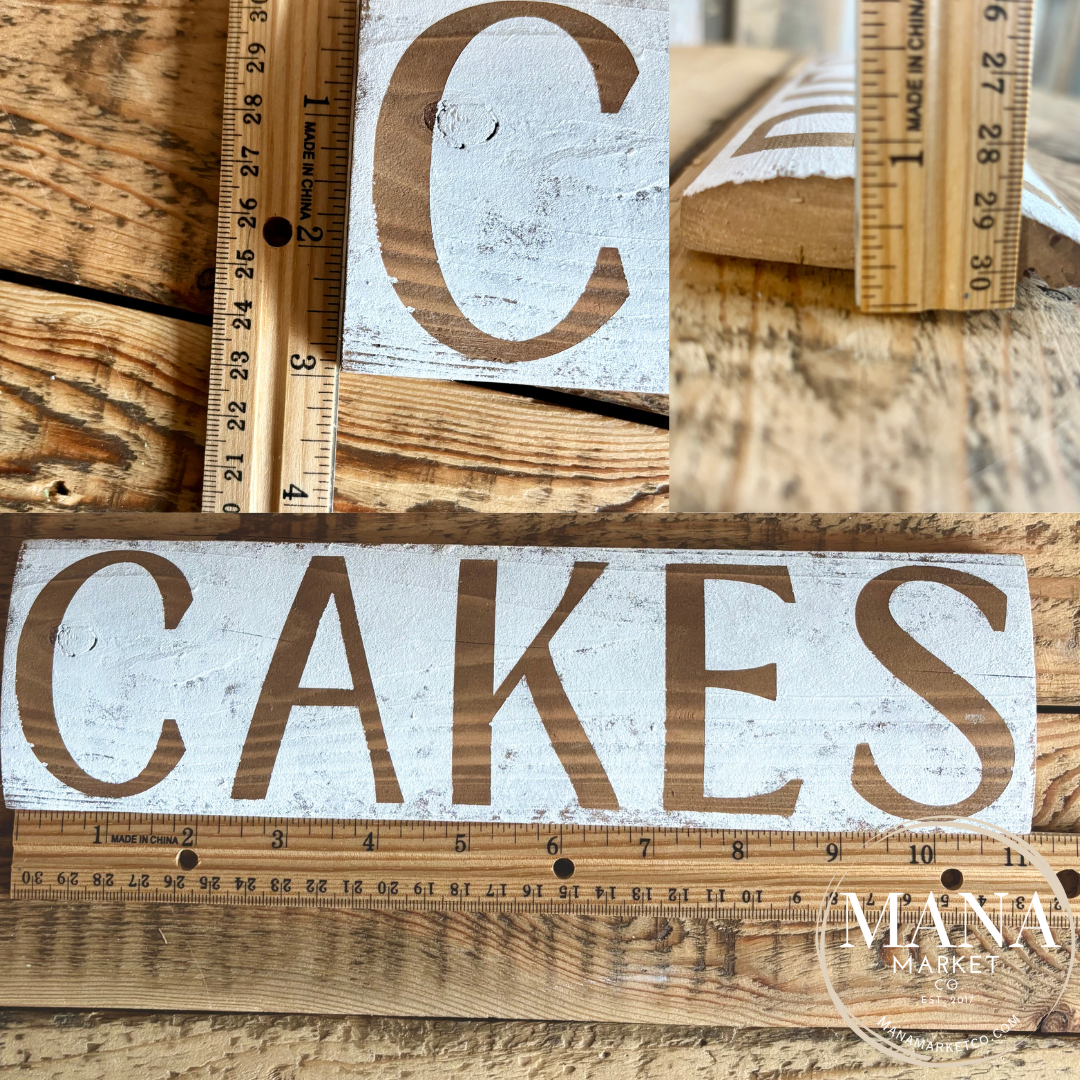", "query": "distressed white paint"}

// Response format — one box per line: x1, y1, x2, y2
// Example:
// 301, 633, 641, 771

686, 56, 856, 190
342, 0, 669, 394
685, 55, 1080, 247
1, 541, 1036, 831
1022, 166, 1080, 247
